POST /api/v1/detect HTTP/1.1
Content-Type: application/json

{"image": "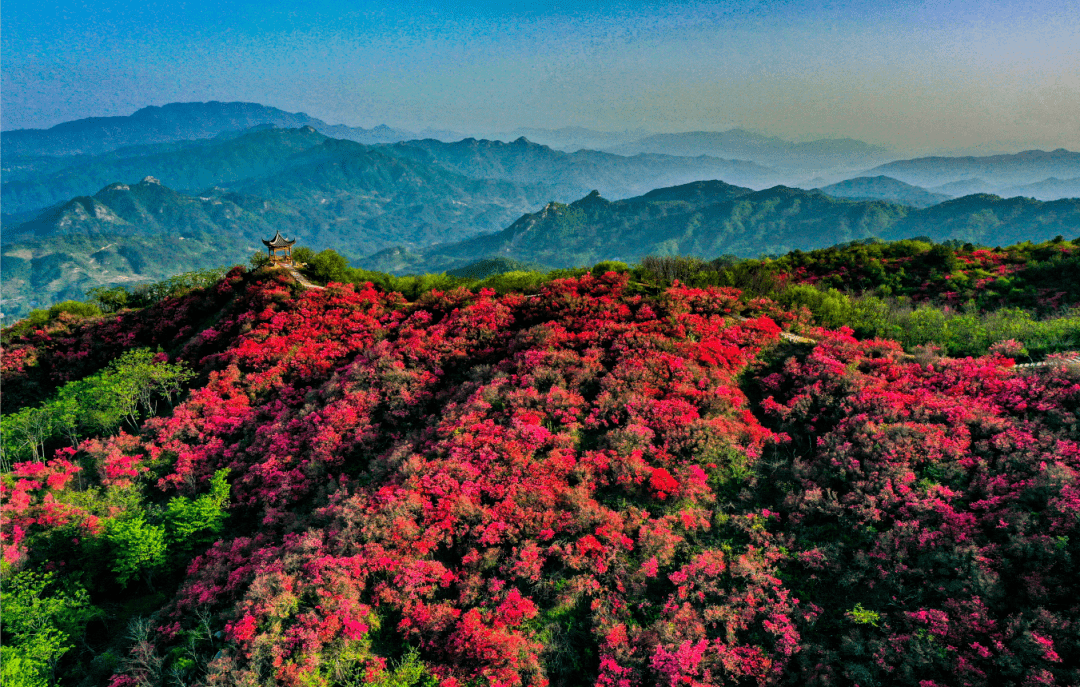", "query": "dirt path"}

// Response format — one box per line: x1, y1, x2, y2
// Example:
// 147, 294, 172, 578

281, 265, 324, 290
733, 315, 1077, 371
